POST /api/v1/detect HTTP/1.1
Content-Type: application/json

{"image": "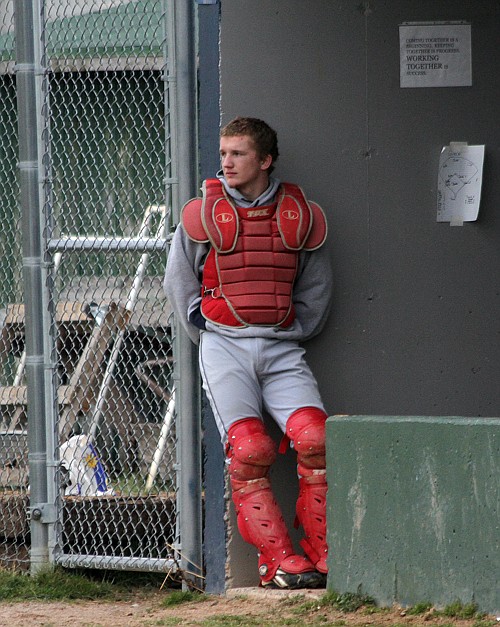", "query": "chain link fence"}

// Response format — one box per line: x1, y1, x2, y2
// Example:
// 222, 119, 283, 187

0, 0, 28, 569
0, 0, 196, 578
